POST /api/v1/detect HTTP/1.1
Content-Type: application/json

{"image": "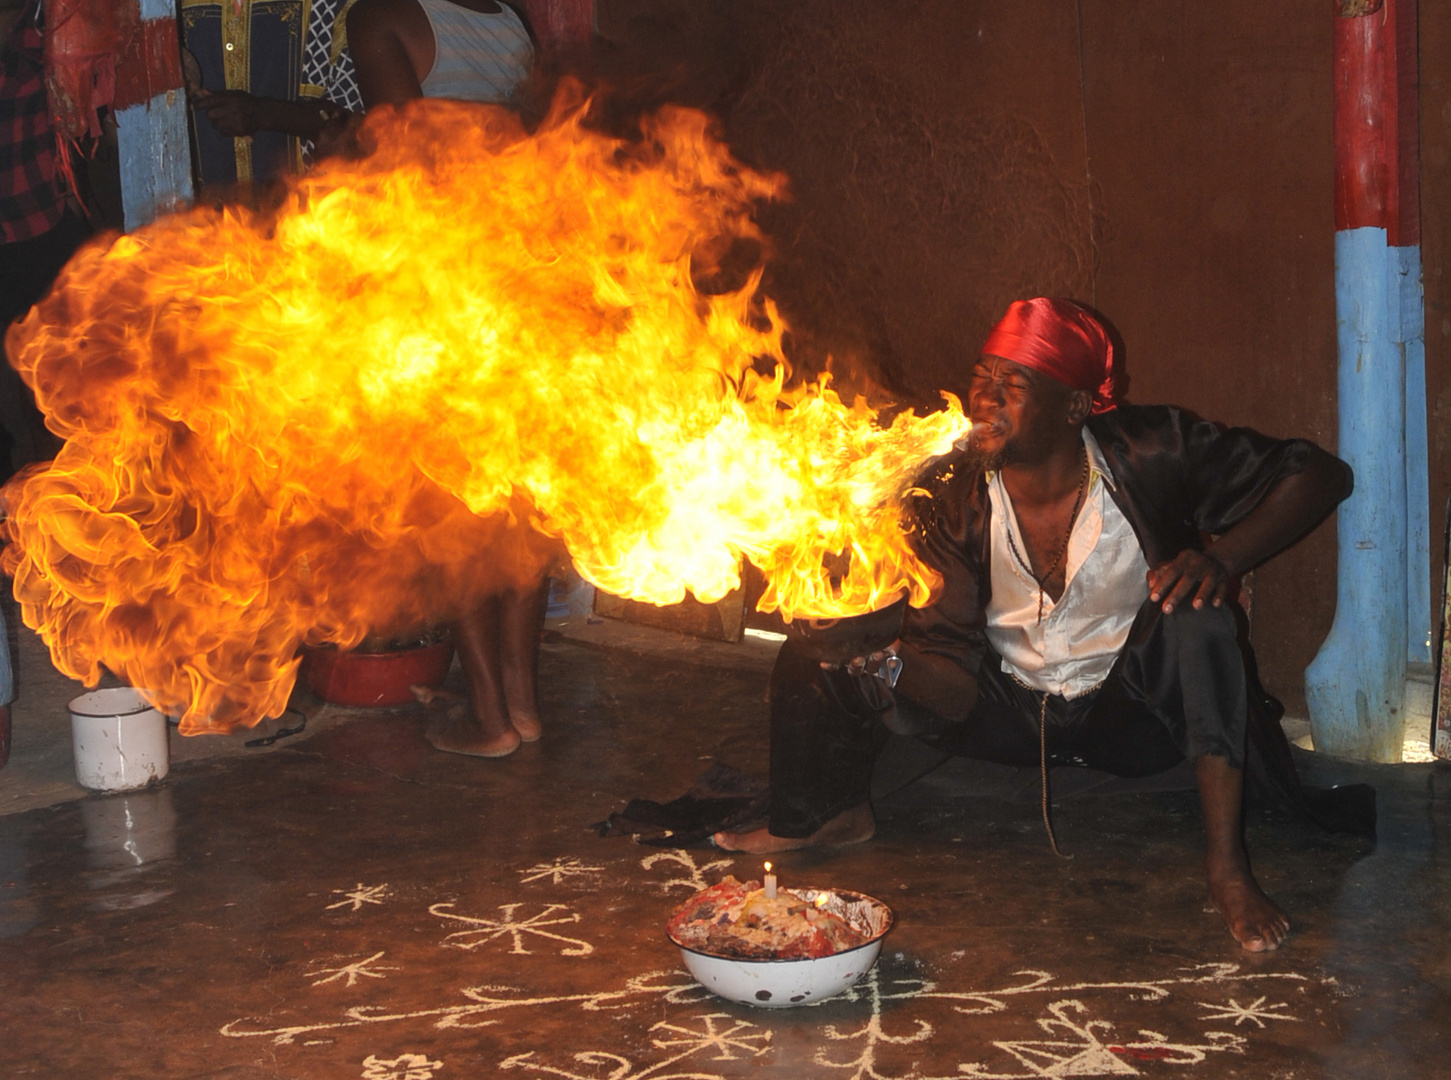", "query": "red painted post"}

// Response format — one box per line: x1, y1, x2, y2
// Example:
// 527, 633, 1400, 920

112, 1, 185, 121
1332, 0, 1419, 244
